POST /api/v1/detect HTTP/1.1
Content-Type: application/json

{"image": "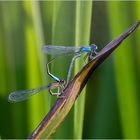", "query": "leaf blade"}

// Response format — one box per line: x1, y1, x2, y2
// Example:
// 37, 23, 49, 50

28, 21, 140, 139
